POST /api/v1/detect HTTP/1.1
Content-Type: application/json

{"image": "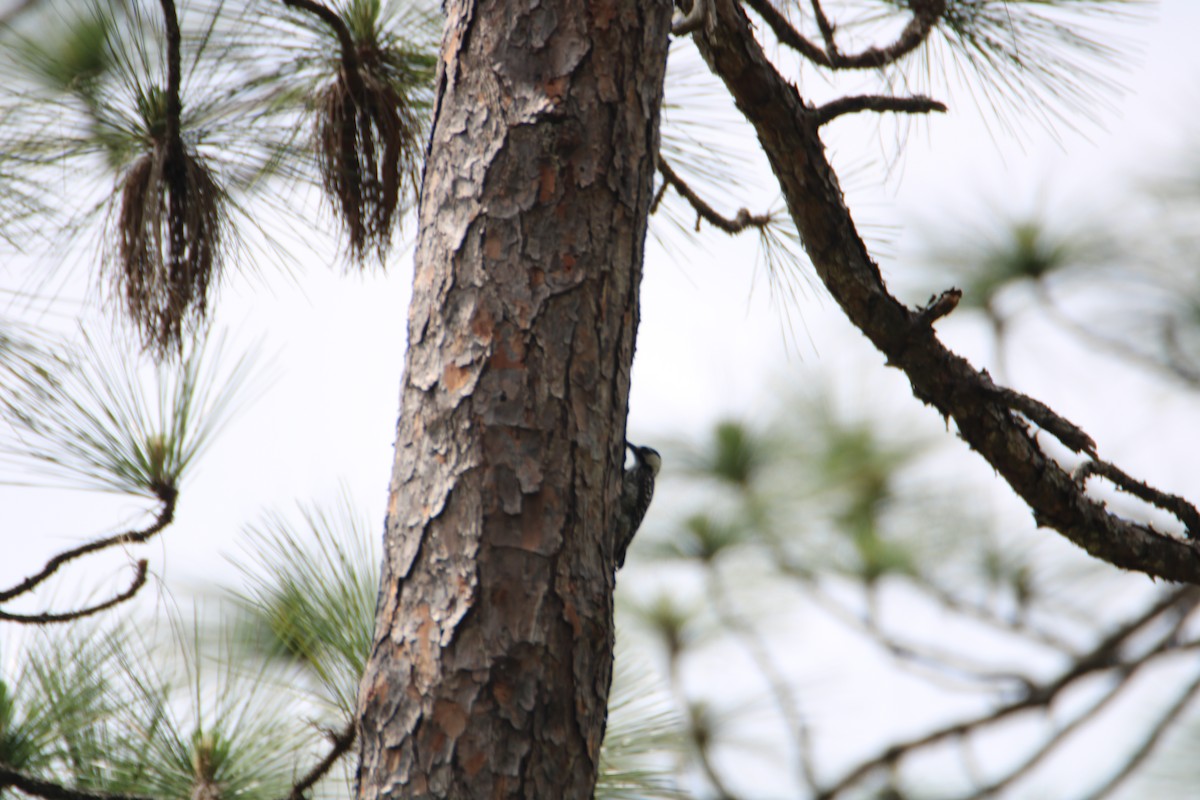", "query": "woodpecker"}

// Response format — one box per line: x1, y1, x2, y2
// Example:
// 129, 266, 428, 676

614, 442, 661, 569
